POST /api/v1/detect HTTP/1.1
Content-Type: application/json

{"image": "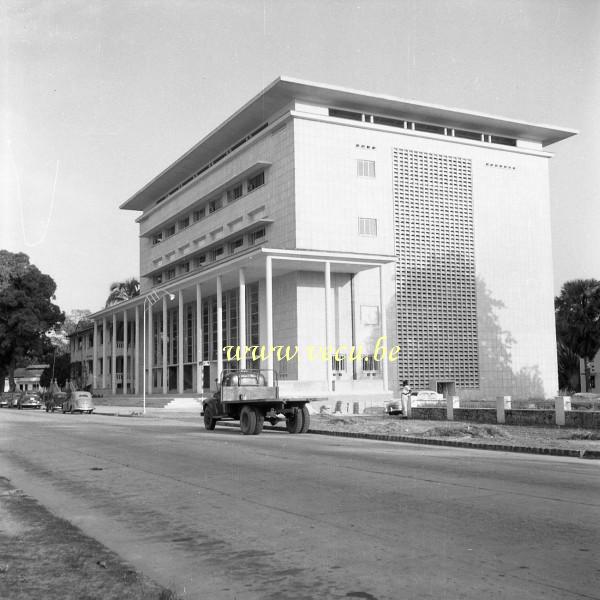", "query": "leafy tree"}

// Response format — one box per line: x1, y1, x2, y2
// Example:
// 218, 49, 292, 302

39, 353, 71, 388
105, 277, 140, 307
0, 251, 64, 389
555, 279, 600, 392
